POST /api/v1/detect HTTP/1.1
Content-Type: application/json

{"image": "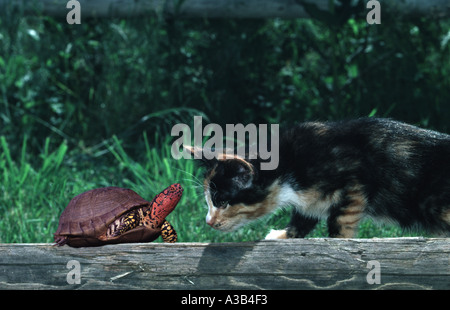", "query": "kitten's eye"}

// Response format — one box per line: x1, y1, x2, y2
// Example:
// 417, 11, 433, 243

217, 200, 229, 208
